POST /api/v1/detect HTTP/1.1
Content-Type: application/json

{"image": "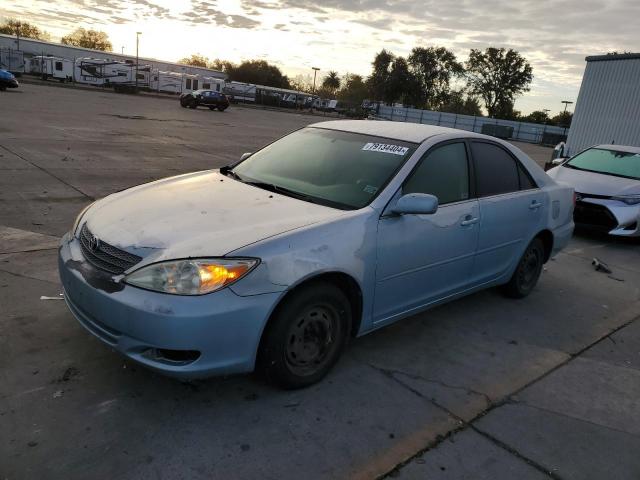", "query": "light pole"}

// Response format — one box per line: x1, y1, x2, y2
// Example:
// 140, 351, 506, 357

560, 100, 573, 136
121, 46, 124, 54
135, 31, 141, 91
311, 67, 320, 110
